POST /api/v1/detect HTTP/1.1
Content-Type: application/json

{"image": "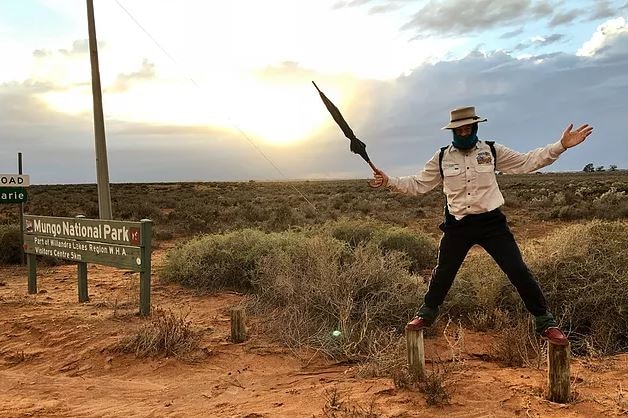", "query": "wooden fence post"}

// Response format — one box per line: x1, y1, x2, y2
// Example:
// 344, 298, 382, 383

547, 342, 571, 403
230, 307, 247, 343
406, 329, 425, 379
